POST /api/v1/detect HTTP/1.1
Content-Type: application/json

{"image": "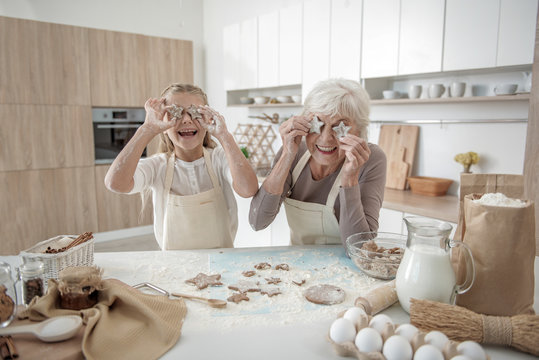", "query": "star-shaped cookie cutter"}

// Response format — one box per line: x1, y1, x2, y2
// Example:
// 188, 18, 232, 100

168, 104, 184, 120
309, 115, 324, 133
187, 105, 202, 120
332, 121, 351, 138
